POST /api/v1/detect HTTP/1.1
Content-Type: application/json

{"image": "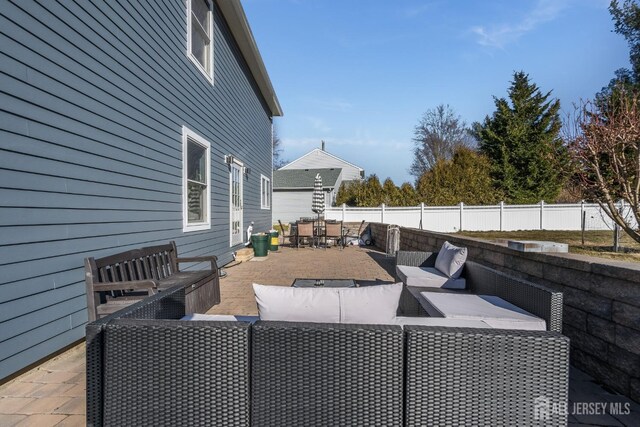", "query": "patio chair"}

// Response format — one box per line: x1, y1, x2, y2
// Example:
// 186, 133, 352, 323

324, 220, 344, 249
278, 220, 288, 246
296, 220, 315, 248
